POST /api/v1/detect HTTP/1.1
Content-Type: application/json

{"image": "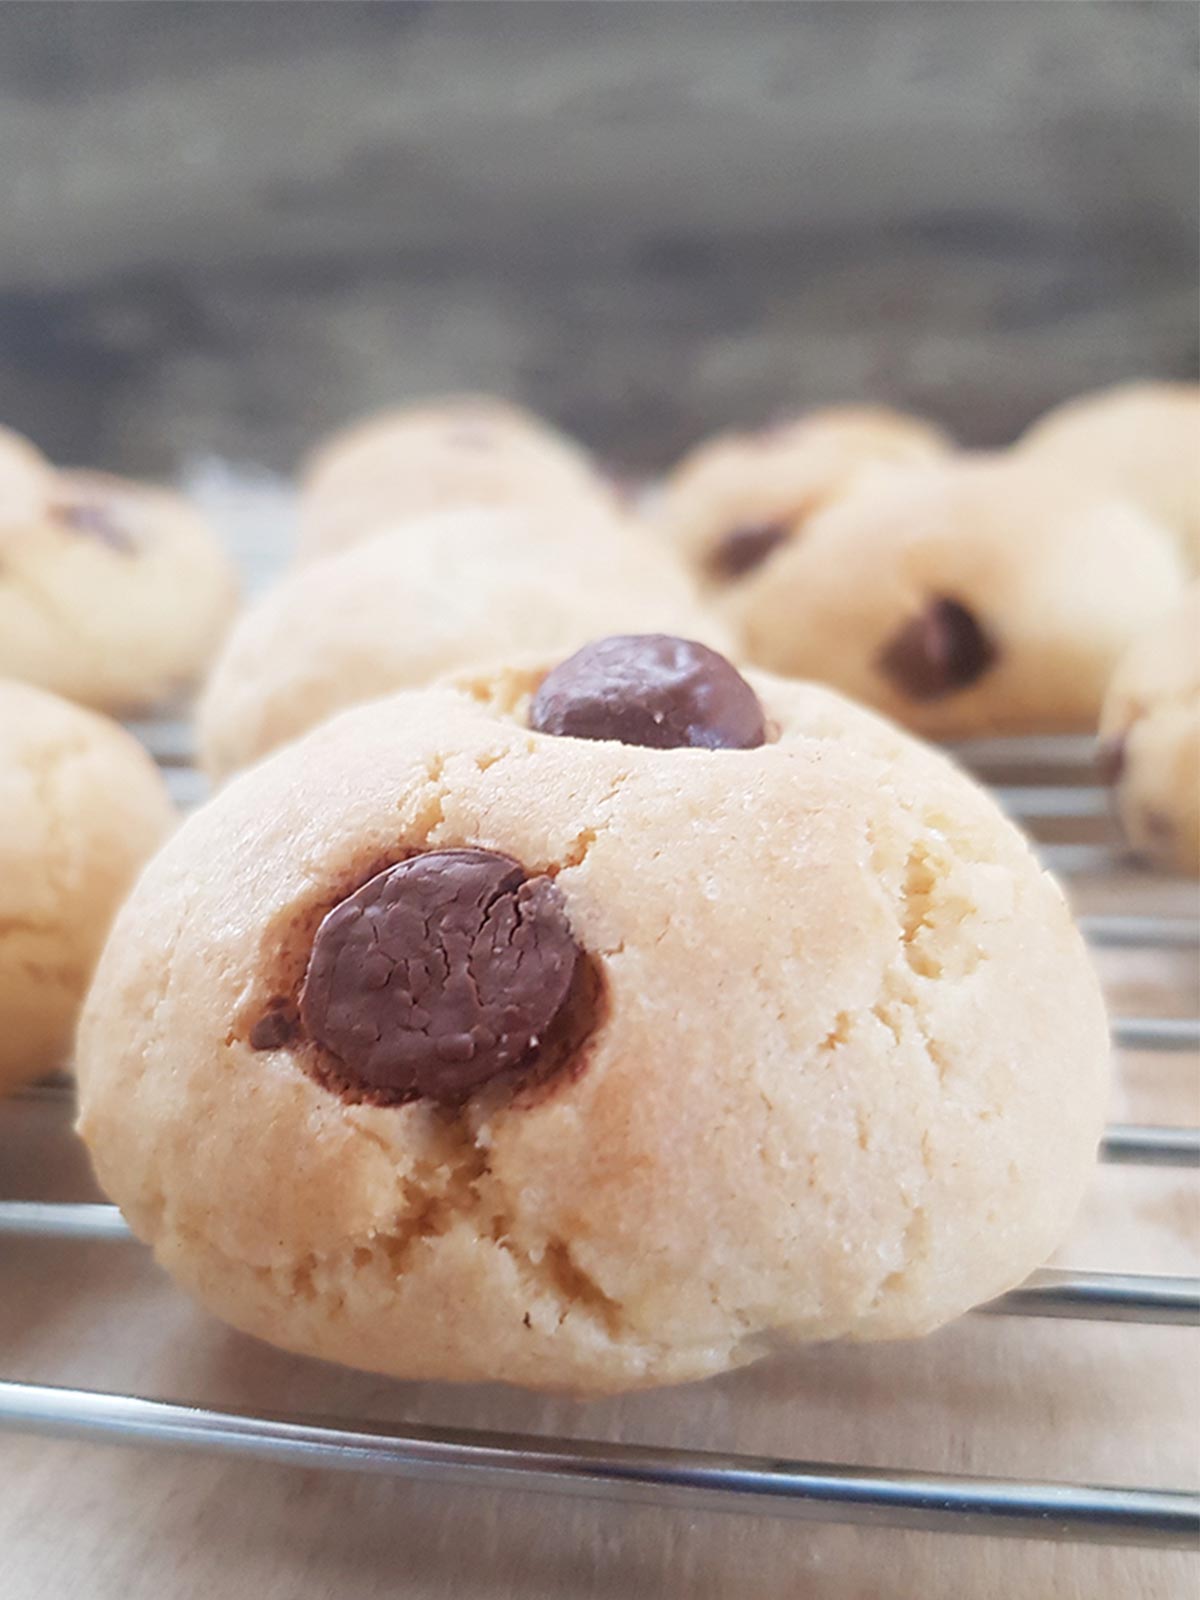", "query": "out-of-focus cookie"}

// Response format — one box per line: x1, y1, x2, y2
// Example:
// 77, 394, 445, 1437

1098, 585, 1200, 874
0, 469, 239, 713
658, 405, 951, 583
78, 636, 1107, 1393
715, 454, 1185, 739
0, 425, 56, 523
198, 504, 728, 780
0, 681, 175, 1094
1020, 382, 1200, 568
298, 395, 613, 562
